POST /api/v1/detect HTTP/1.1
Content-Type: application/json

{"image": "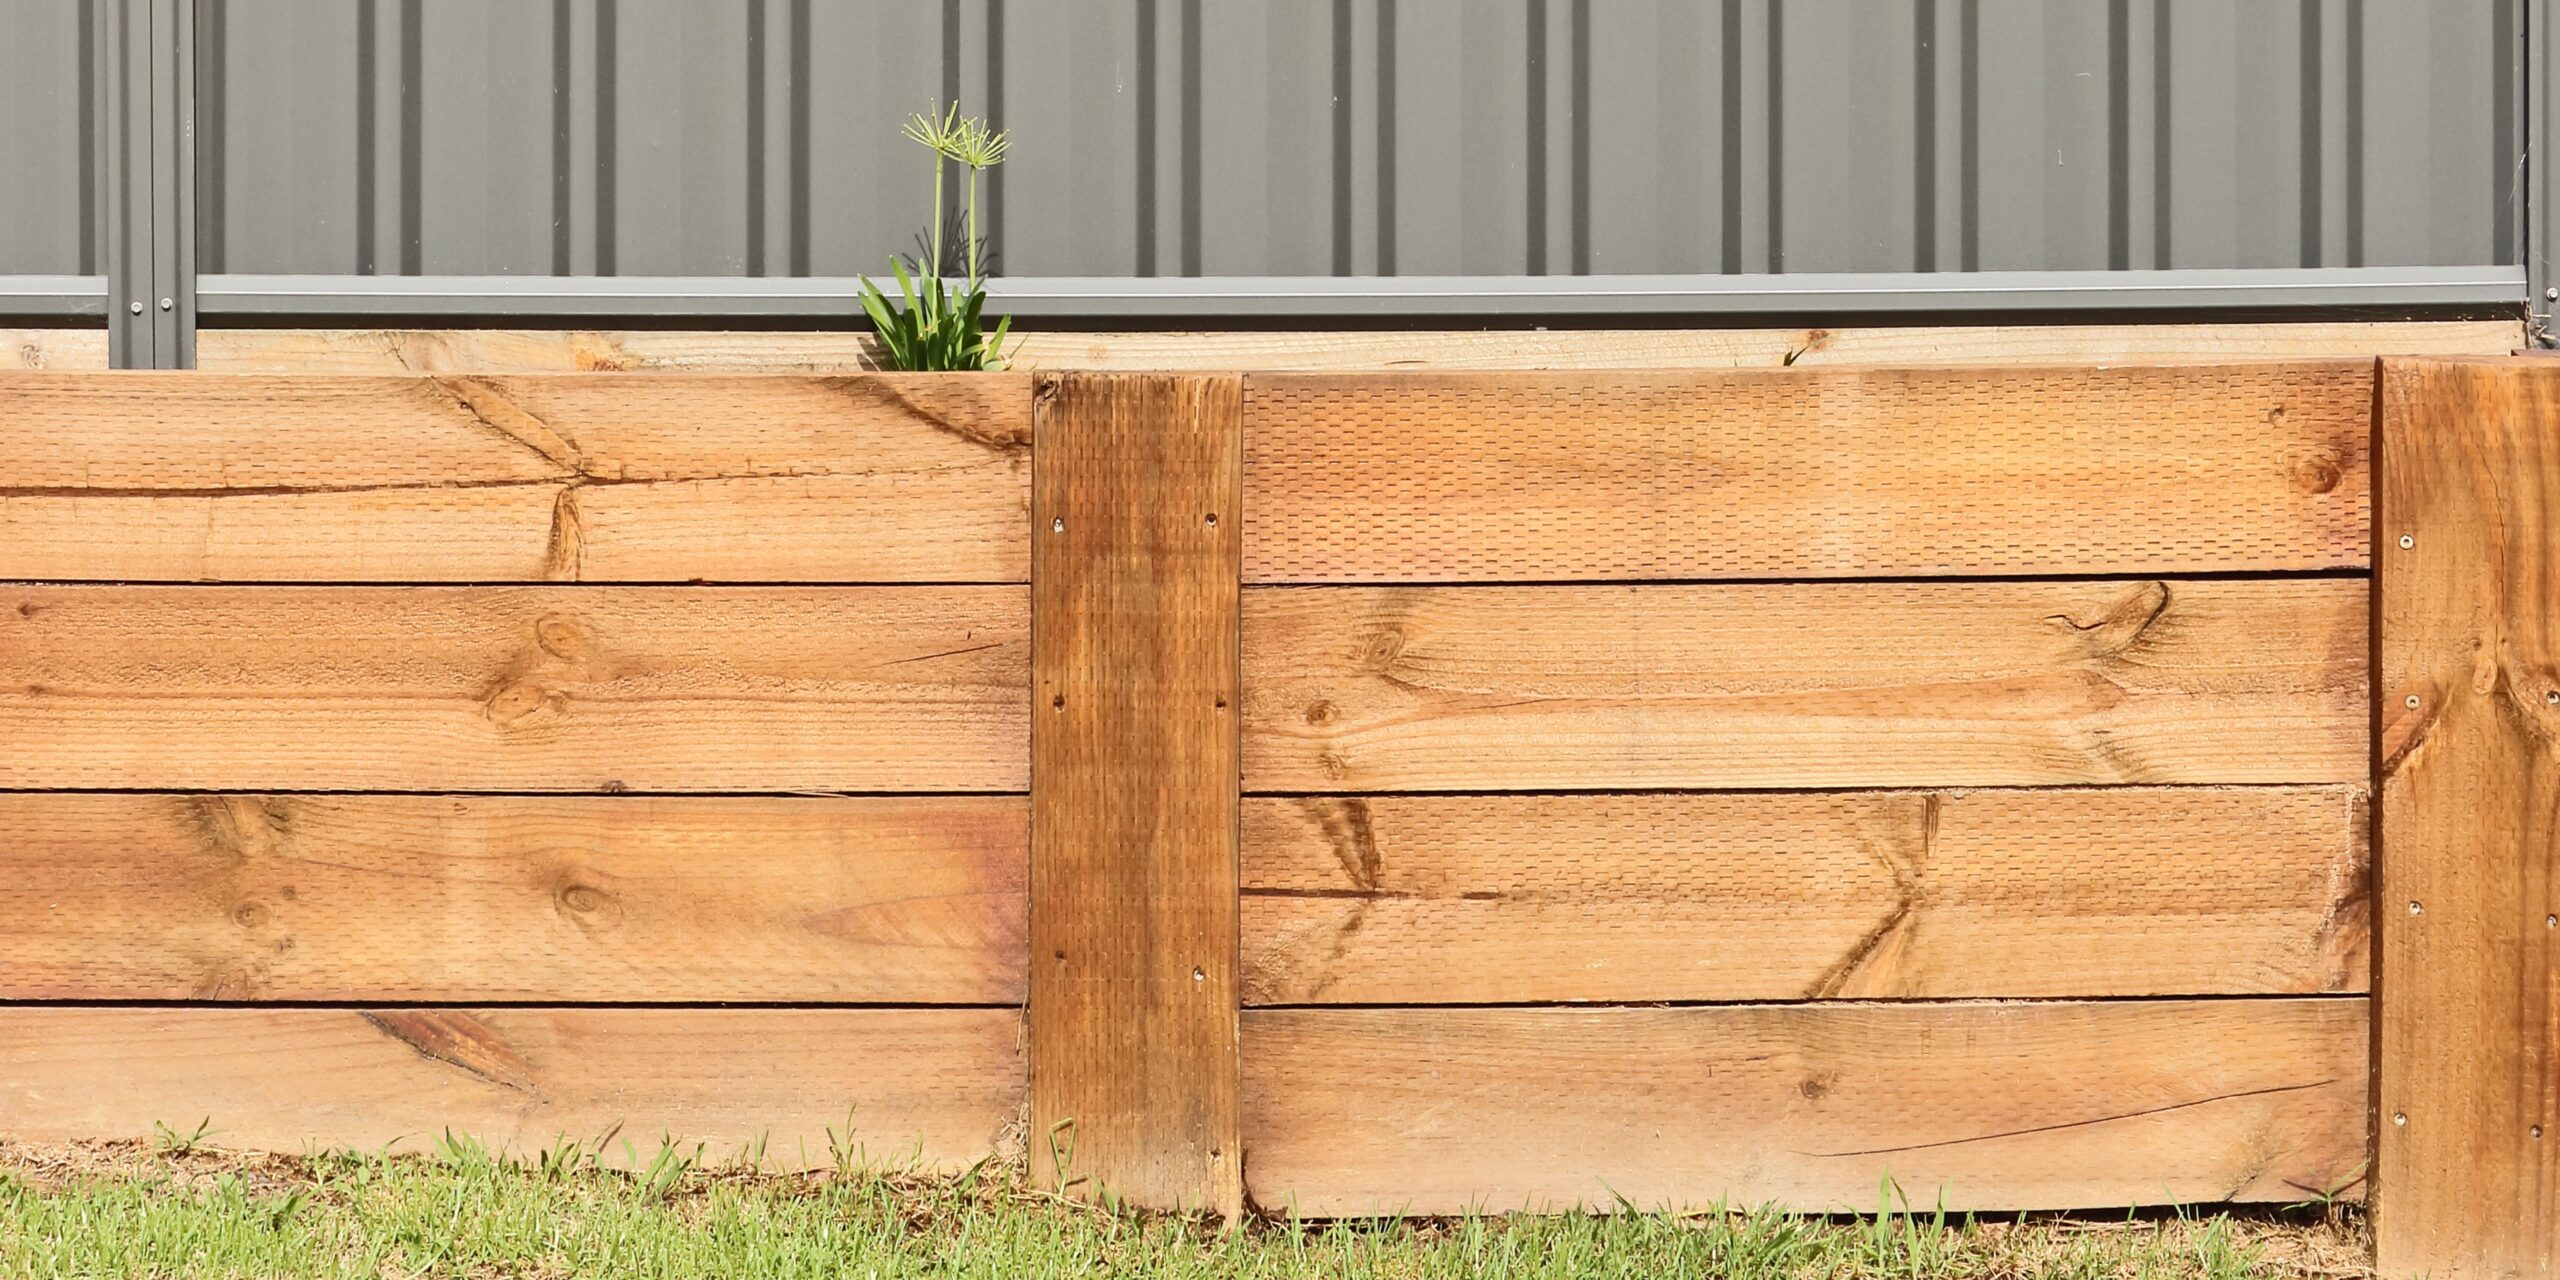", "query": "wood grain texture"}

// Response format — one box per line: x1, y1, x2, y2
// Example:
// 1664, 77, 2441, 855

1242, 364, 2371, 581
0, 794, 1026, 1003
1029, 374, 1244, 1216
170, 321, 2520, 374
0, 585, 1028, 791
1242, 1000, 2371, 1215
0, 1006, 1025, 1170
2374, 358, 2560, 1279
1241, 581, 2368, 791
1242, 788, 2370, 1004
0, 373, 1030, 582
1, 329, 108, 369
